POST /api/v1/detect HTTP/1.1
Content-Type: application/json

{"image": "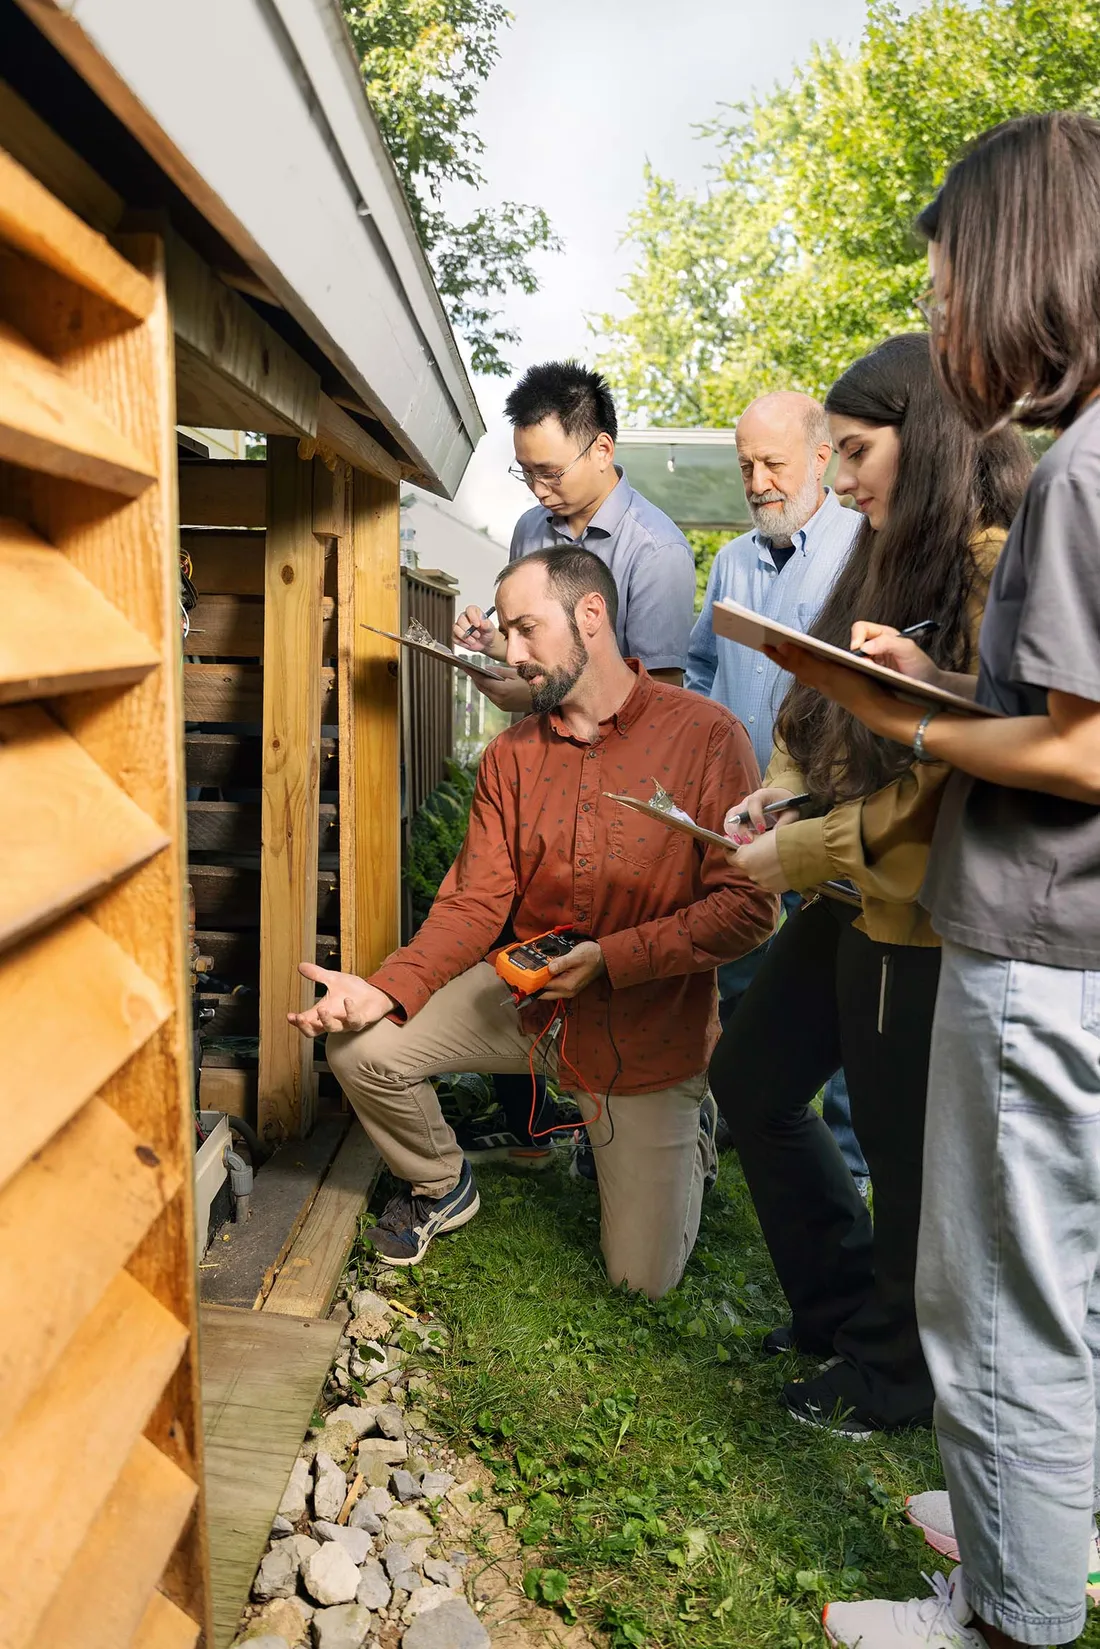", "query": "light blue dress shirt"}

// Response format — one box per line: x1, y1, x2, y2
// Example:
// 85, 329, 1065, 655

685, 488, 860, 775
510, 467, 696, 672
